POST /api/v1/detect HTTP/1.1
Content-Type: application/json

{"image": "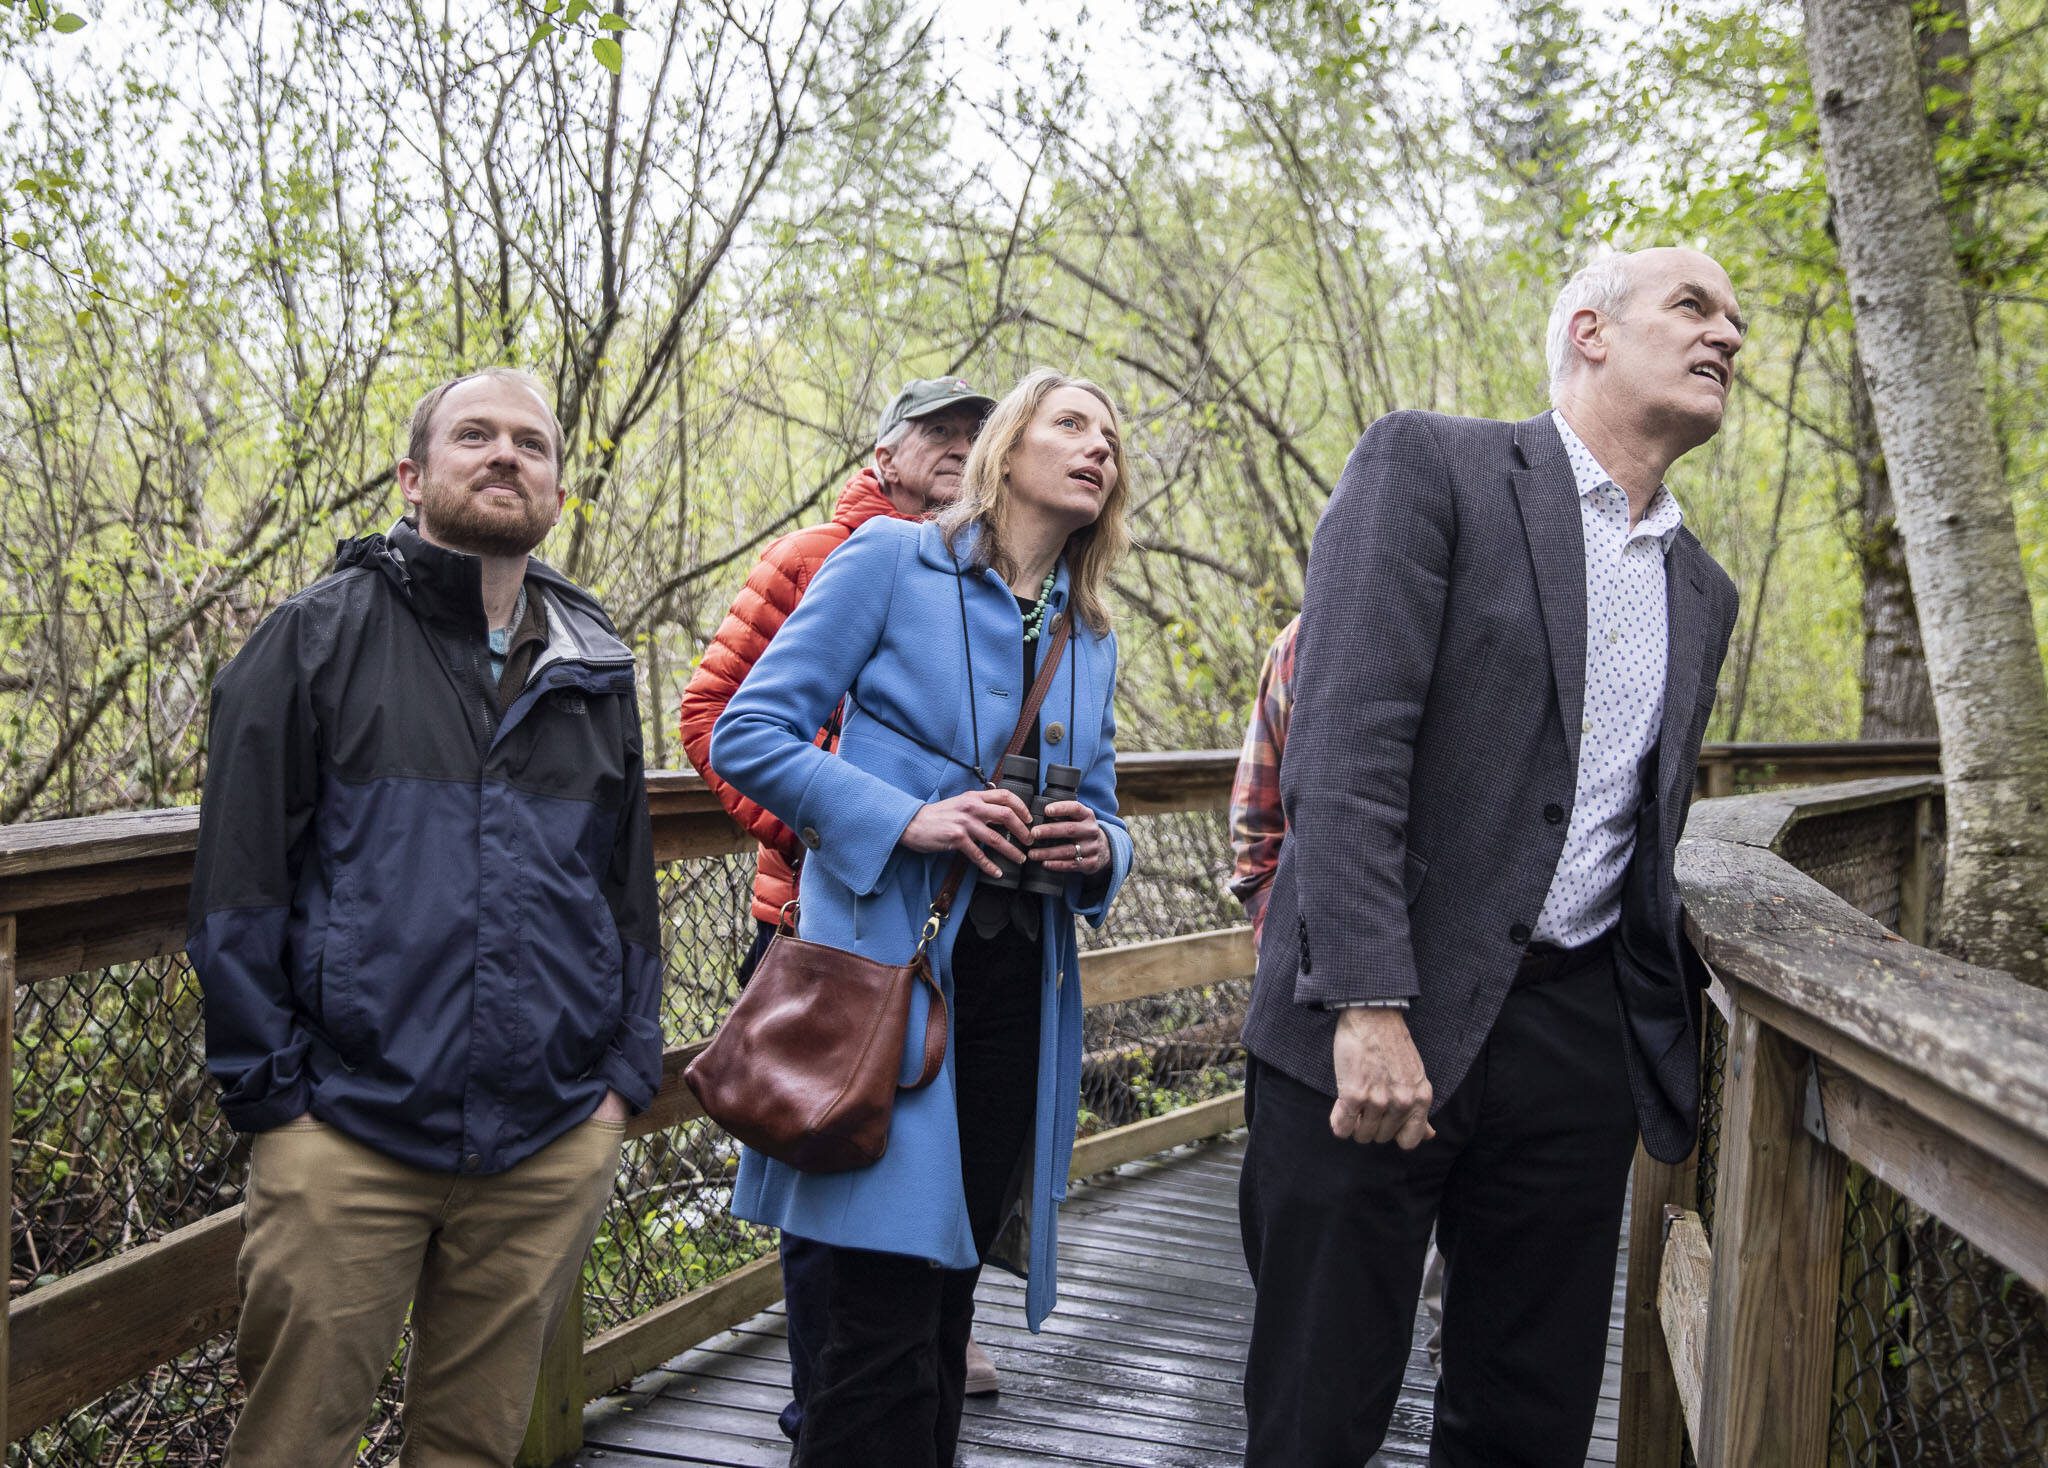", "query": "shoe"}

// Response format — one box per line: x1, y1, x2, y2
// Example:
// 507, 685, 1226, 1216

963, 1335, 1000, 1397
